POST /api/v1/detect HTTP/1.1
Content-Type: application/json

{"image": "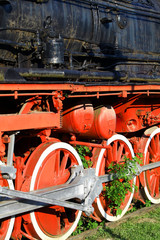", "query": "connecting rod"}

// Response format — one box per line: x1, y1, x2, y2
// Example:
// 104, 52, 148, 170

0, 160, 160, 220
0, 167, 102, 219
